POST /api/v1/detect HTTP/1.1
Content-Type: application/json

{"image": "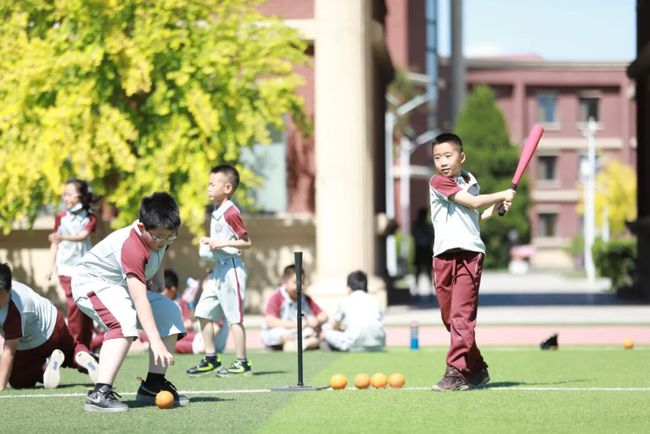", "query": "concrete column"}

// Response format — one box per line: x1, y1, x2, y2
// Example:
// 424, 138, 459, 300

313, 0, 376, 309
